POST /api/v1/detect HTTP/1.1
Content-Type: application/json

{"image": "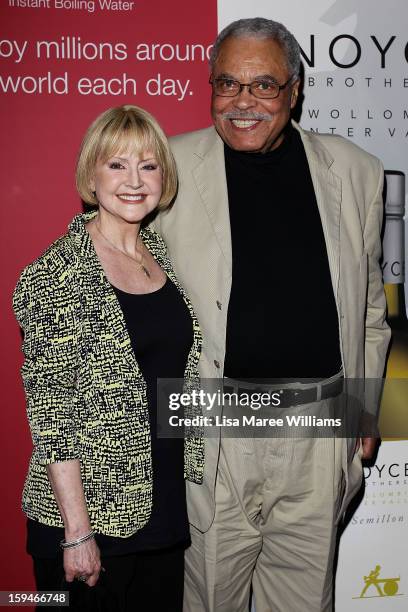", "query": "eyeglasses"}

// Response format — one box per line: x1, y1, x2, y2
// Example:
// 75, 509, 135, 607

209, 75, 295, 99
